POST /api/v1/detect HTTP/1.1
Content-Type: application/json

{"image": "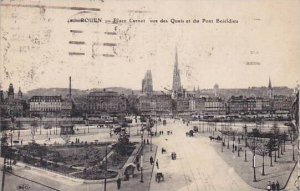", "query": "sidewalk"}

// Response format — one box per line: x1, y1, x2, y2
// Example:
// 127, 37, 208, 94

111, 144, 157, 191
0, 144, 158, 191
